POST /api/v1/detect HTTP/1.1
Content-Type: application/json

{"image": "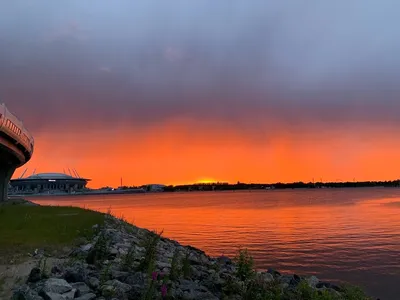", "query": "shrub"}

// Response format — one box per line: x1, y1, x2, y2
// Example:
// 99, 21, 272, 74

340, 284, 373, 300
234, 248, 255, 281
